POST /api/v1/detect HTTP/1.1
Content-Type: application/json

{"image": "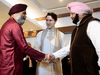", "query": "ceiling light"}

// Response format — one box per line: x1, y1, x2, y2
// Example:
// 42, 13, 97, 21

60, 0, 63, 1
31, 29, 33, 31
5, 0, 21, 6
